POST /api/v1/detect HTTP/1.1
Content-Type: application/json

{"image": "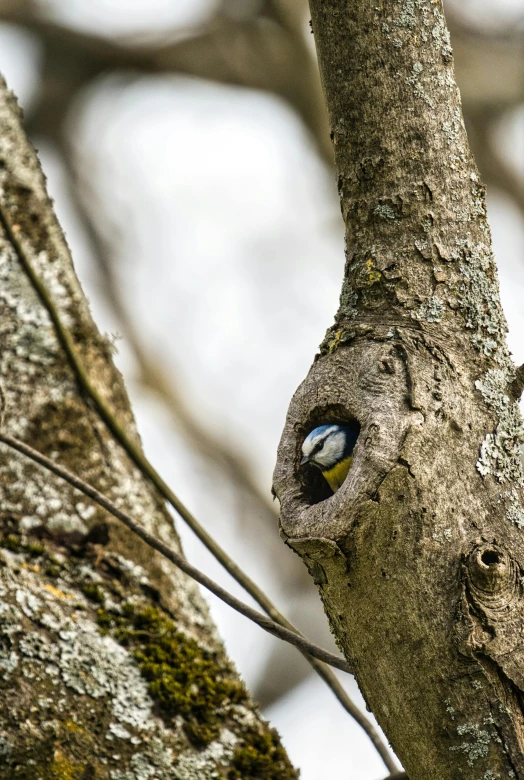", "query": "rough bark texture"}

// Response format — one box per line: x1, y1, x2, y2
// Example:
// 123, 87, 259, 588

0, 80, 297, 779
274, 2, 524, 778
